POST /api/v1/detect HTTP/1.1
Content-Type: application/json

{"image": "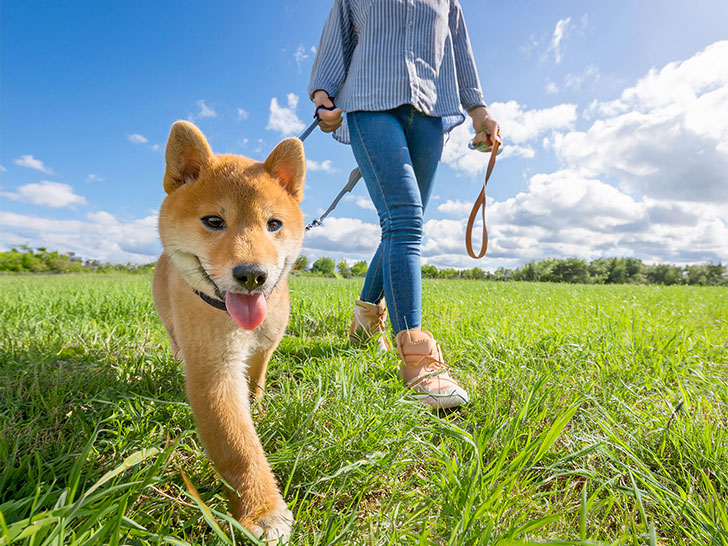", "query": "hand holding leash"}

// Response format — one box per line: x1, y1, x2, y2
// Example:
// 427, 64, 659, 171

467, 105, 502, 153
312, 90, 343, 133
299, 93, 341, 141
